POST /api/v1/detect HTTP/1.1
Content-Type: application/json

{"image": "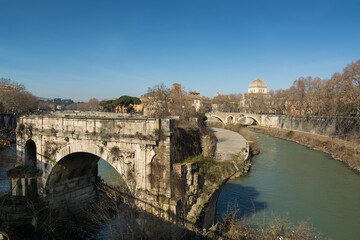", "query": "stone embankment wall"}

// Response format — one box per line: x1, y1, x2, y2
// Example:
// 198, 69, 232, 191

177, 160, 251, 231
260, 115, 360, 141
